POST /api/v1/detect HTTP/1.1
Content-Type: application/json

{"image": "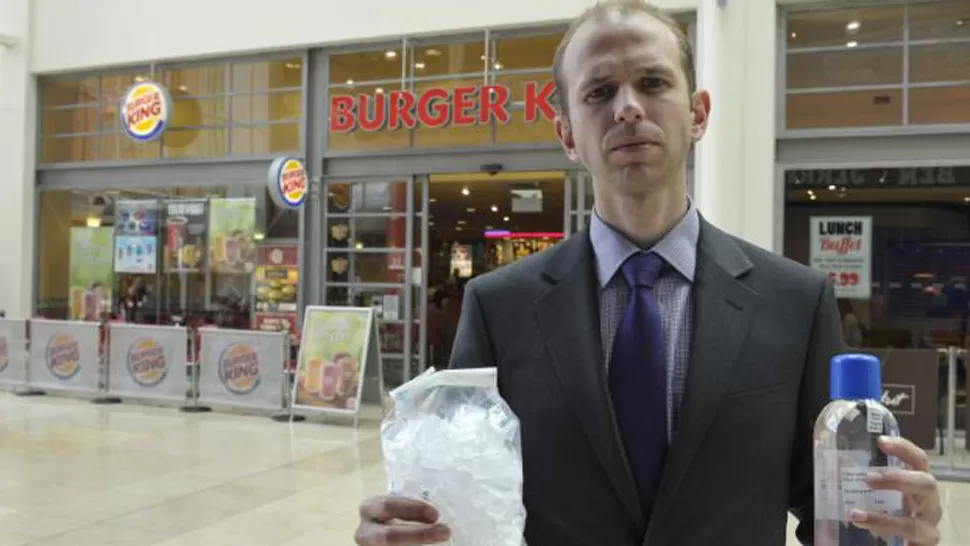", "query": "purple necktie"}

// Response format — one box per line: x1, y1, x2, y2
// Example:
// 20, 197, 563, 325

609, 251, 669, 521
